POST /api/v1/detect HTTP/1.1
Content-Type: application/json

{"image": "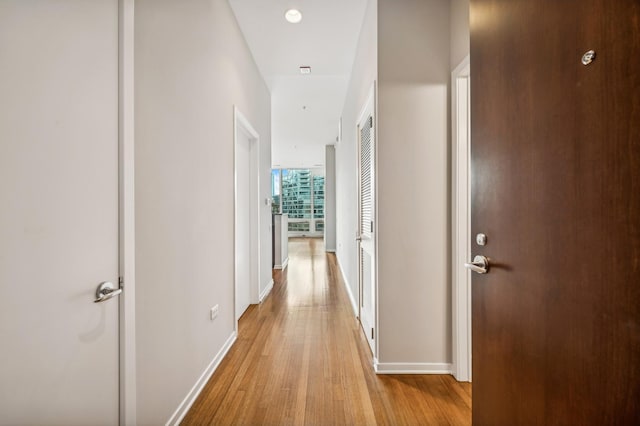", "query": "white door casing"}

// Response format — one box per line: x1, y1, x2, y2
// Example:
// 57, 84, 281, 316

451, 56, 472, 382
357, 85, 376, 356
119, 1, 137, 423
0, 1, 121, 424
234, 107, 260, 324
